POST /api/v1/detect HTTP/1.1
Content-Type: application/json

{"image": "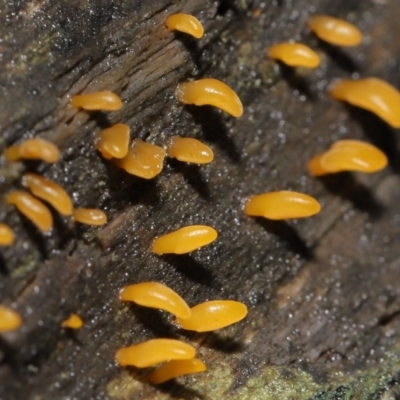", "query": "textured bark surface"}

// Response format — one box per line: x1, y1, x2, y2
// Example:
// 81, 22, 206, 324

1, 0, 400, 399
